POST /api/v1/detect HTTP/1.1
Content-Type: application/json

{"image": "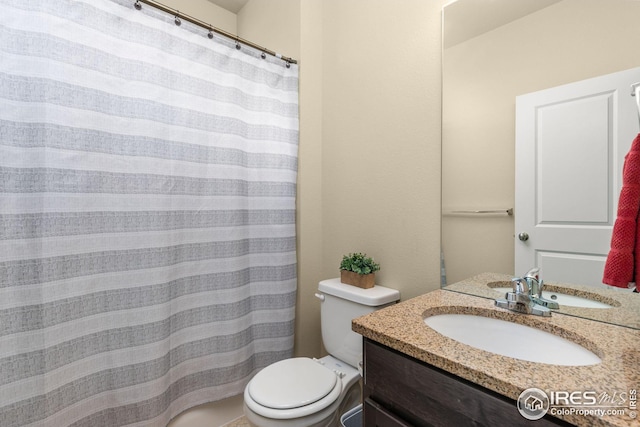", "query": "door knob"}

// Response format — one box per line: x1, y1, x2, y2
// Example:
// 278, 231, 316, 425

518, 232, 529, 241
